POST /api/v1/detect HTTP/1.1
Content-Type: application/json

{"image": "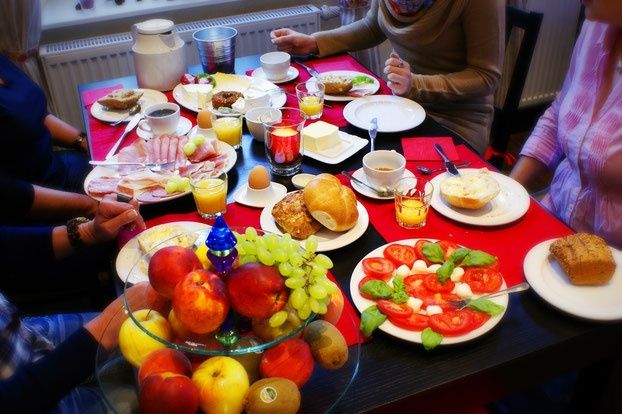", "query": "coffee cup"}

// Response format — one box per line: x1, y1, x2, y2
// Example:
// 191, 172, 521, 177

362, 150, 406, 189
260, 51, 291, 81
139, 102, 180, 136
